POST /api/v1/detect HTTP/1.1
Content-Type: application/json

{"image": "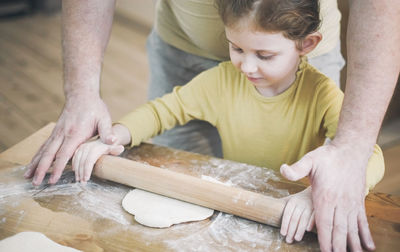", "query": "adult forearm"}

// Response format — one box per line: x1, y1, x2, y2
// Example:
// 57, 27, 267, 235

62, 0, 116, 100
334, 0, 400, 150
